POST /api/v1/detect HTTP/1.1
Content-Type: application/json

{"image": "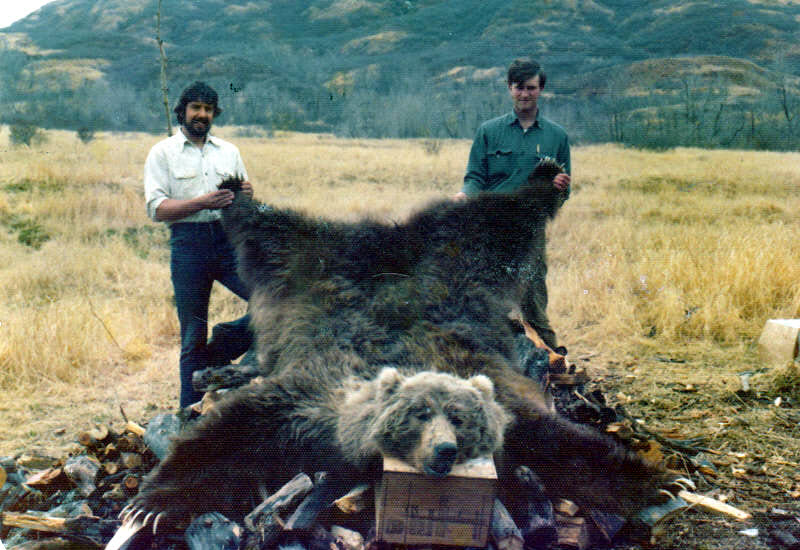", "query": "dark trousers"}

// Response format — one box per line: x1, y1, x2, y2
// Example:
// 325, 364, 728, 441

170, 221, 252, 407
520, 253, 558, 350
